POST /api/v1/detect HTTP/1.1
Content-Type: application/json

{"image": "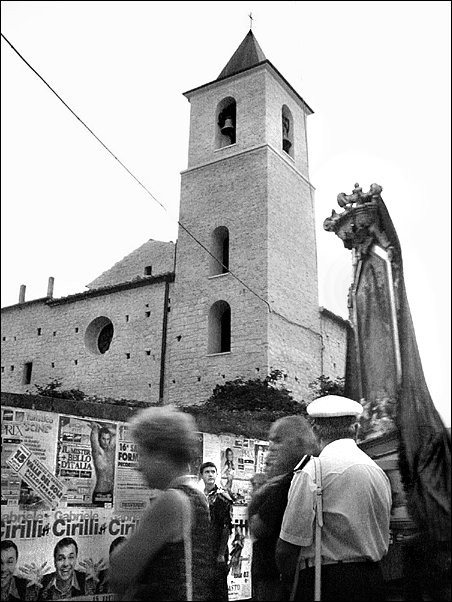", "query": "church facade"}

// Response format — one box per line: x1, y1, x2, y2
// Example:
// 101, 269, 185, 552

1, 31, 347, 405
